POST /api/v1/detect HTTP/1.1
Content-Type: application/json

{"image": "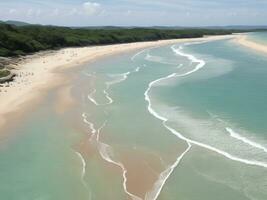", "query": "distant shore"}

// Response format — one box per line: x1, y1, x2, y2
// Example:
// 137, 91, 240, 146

0, 35, 235, 130
235, 34, 267, 55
